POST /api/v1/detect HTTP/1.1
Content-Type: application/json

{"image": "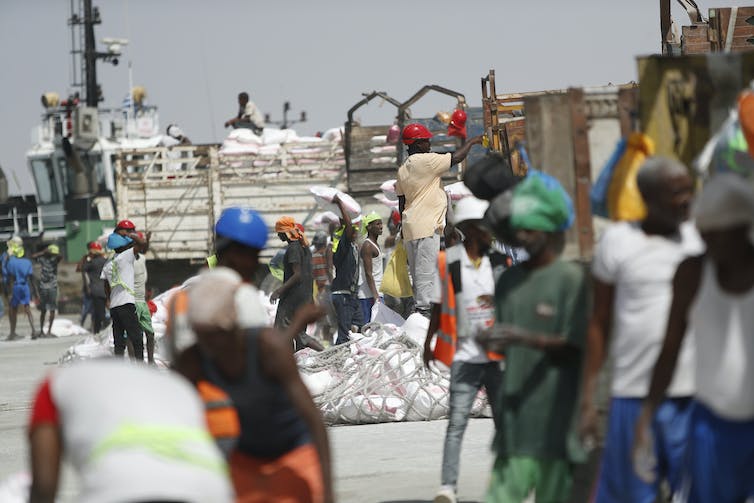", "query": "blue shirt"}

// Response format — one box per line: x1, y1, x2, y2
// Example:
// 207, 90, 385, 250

6, 256, 33, 286
1, 251, 9, 281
